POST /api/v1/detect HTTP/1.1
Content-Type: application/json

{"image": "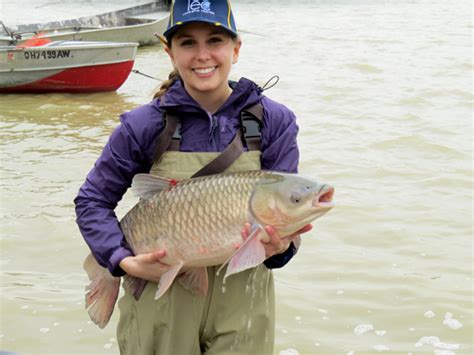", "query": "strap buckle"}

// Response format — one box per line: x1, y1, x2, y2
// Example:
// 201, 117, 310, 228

172, 121, 181, 140
241, 111, 261, 139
